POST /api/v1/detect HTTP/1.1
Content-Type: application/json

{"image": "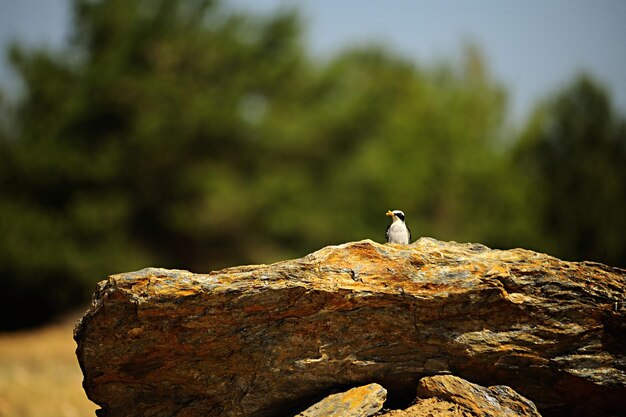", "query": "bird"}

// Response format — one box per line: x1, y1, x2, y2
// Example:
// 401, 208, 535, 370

385, 210, 411, 244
